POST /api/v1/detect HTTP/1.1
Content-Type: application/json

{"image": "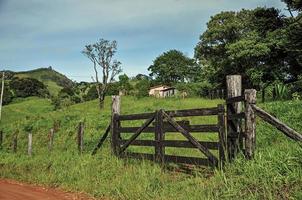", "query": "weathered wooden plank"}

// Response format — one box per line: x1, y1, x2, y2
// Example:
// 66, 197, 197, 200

165, 107, 221, 117
119, 124, 219, 133
164, 155, 213, 166
162, 111, 218, 166
118, 112, 155, 120
252, 104, 302, 142
77, 122, 84, 154
226, 95, 245, 104
119, 115, 156, 153
48, 128, 54, 151
155, 110, 164, 163
227, 112, 245, 120
120, 140, 219, 149
111, 96, 121, 155
226, 75, 242, 161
